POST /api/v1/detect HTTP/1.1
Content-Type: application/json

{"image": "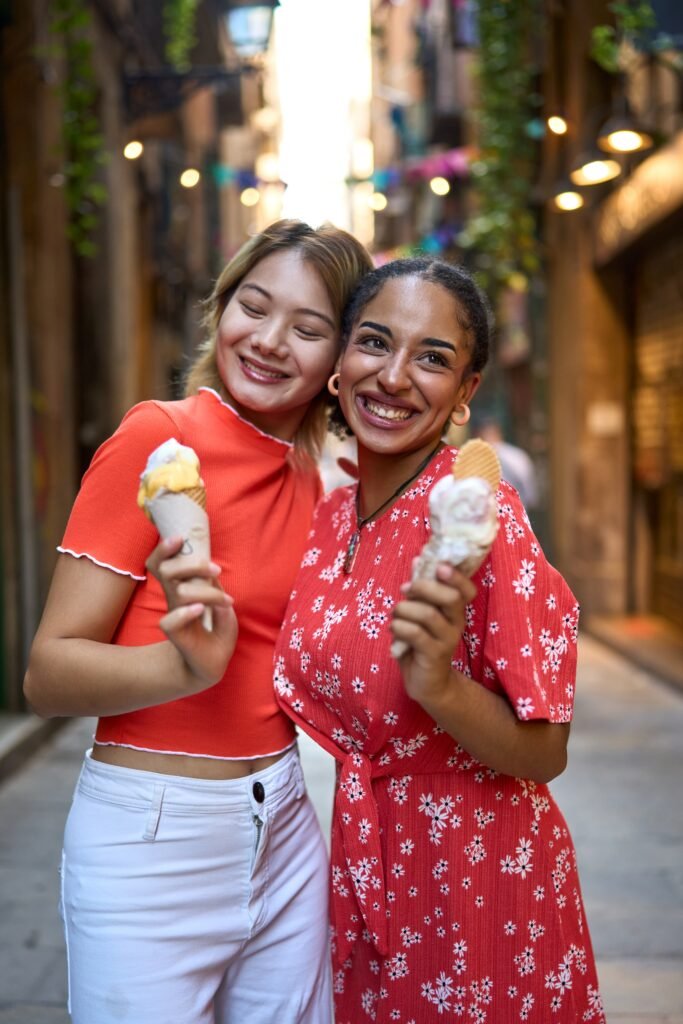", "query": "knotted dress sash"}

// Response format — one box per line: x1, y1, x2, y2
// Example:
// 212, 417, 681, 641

332, 740, 473, 968
334, 751, 388, 965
